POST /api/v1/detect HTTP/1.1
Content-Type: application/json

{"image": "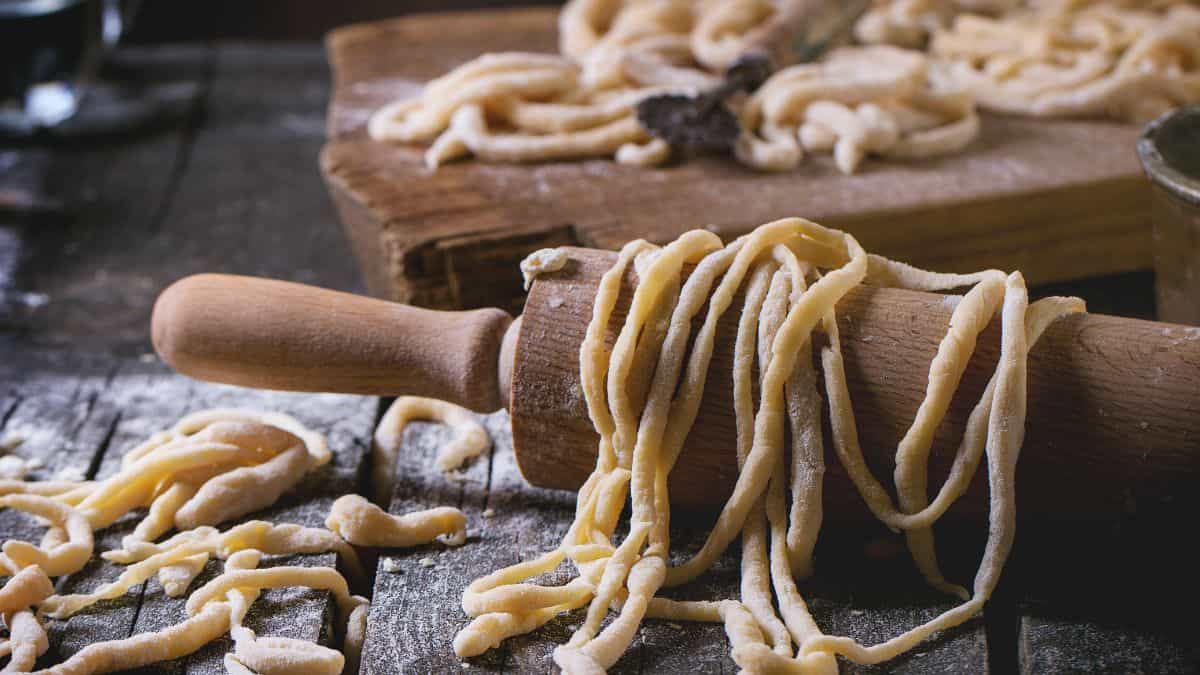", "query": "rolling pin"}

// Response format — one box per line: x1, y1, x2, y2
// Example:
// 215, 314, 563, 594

151, 248, 1200, 522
